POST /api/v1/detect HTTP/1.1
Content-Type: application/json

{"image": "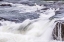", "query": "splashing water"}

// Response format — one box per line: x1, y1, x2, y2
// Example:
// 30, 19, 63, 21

0, 3, 63, 42
57, 21, 62, 41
